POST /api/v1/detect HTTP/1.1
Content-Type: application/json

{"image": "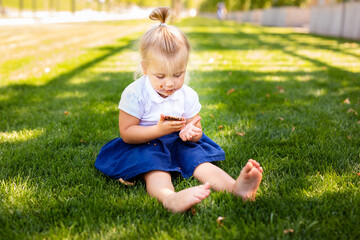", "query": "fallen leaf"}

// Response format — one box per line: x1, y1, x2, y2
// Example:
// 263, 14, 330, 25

347, 108, 358, 115
81, 139, 84, 143
119, 178, 135, 186
218, 125, 224, 129
64, 111, 69, 115
356, 173, 360, 176
191, 207, 196, 216
237, 132, 245, 136
279, 117, 284, 121
210, 114, 215, 119
276, 86, 285, 93
284, 229, 294, 234
217, 216, 225, 226
343, 98, 351, 104
227, 88, 235, 95
292, 126, 295, 131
